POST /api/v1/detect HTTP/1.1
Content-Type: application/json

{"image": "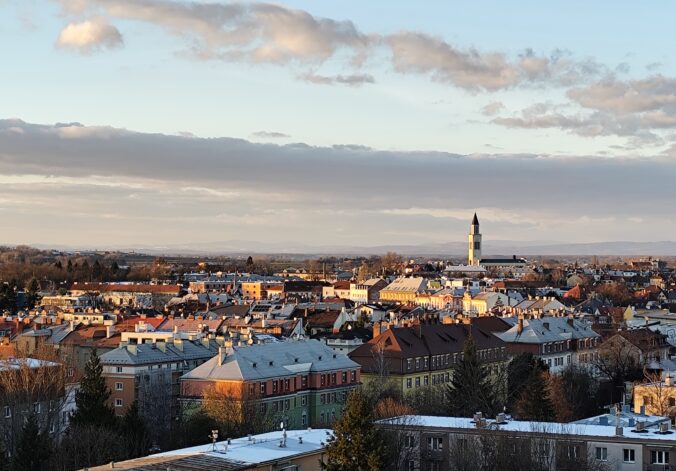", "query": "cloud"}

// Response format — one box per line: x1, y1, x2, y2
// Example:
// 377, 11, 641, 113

386, 34, 607, 91
481, 102, 504, 116
300, 72, 375, 86
0, 118, 675, 246
53, 0, 609, 93
55, 17, 123, 53
251, 131, 291, 139
493, 76, 676, 145
56, 0, 372, 64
